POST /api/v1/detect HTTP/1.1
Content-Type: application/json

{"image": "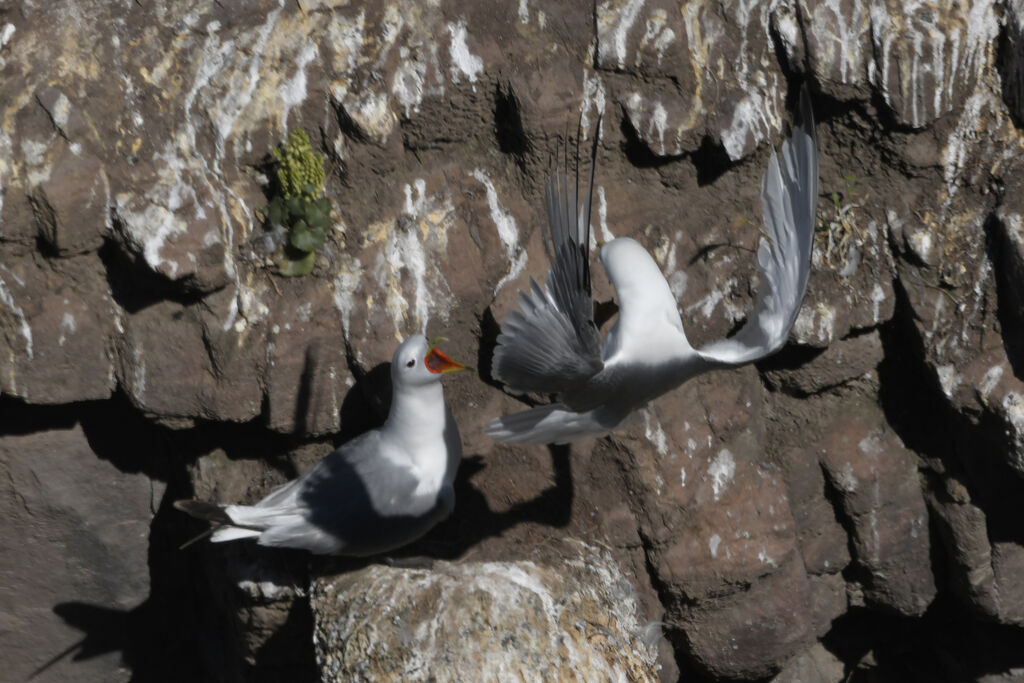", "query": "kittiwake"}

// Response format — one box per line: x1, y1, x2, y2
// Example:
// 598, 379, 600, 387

486, 87, 818, 444
175, 334, 467, 555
